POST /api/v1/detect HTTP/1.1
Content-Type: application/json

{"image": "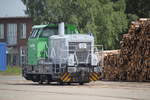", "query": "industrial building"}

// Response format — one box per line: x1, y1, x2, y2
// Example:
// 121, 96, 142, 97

0, 17, 32, 66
